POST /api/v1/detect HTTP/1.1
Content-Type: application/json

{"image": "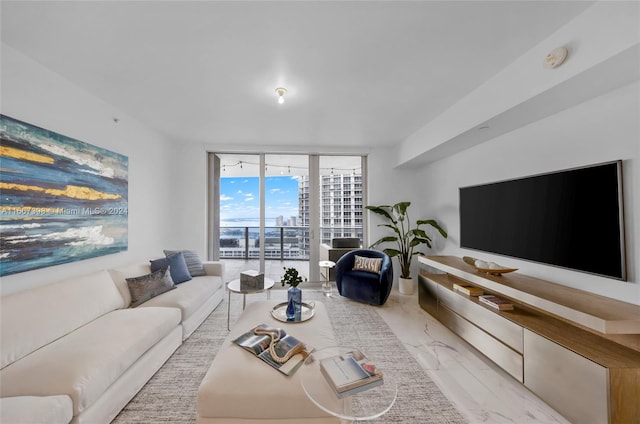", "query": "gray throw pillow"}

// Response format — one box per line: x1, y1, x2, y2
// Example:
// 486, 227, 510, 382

163, 249, 205, 277
126, 267, 176, 307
